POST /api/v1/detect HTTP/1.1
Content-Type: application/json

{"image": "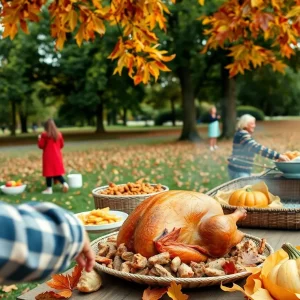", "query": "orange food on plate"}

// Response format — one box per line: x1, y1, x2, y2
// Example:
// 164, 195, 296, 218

77, 207, 122, 226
